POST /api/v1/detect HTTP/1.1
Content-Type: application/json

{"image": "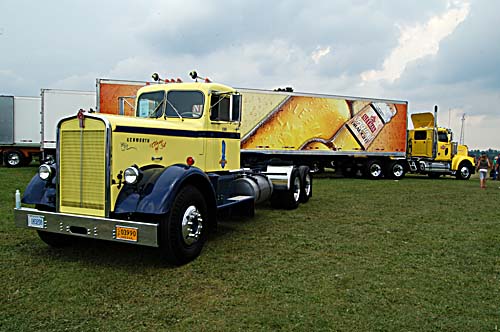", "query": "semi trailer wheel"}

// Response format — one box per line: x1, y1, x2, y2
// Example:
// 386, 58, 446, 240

270, 167, 301, 210
386, 161, 405, 180
365, 159, 384, 179
4, 150, 23, 168
160, 185, 208, 265
298, 165, 312, 203
456, 162, 472, 180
